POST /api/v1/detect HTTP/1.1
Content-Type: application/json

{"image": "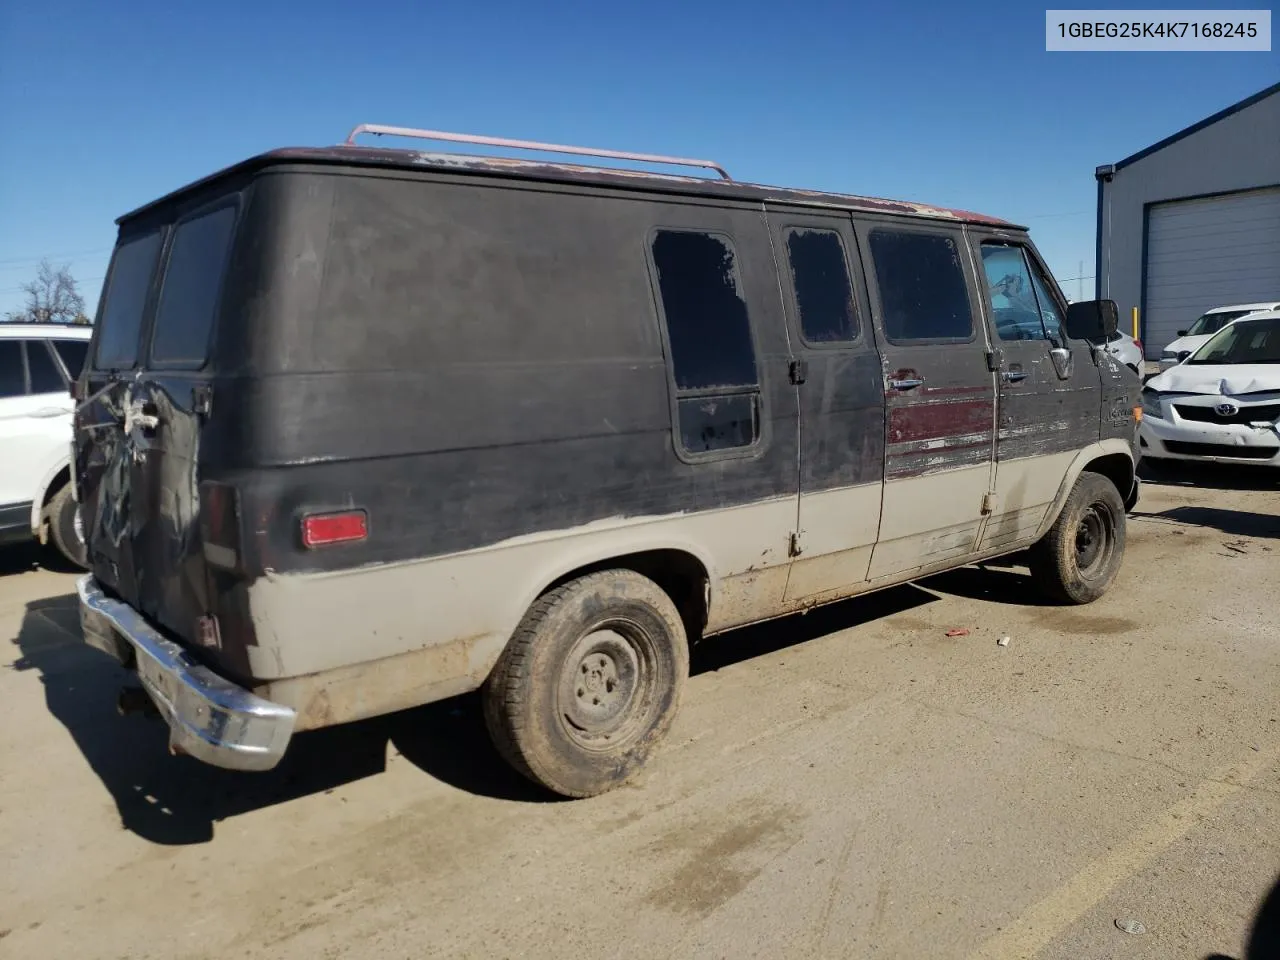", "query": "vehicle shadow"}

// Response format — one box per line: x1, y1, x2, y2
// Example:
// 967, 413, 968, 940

9, 593, 550, 846
917, 554, 1060, 608
0, 542, 43, 577
1138, 459, 1280, 492
690, 583, 938, 675
1205, 871, 1280, 960
0, 541, 81, 577
13, 583, 944, 842
1136, 505, 1280, 540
